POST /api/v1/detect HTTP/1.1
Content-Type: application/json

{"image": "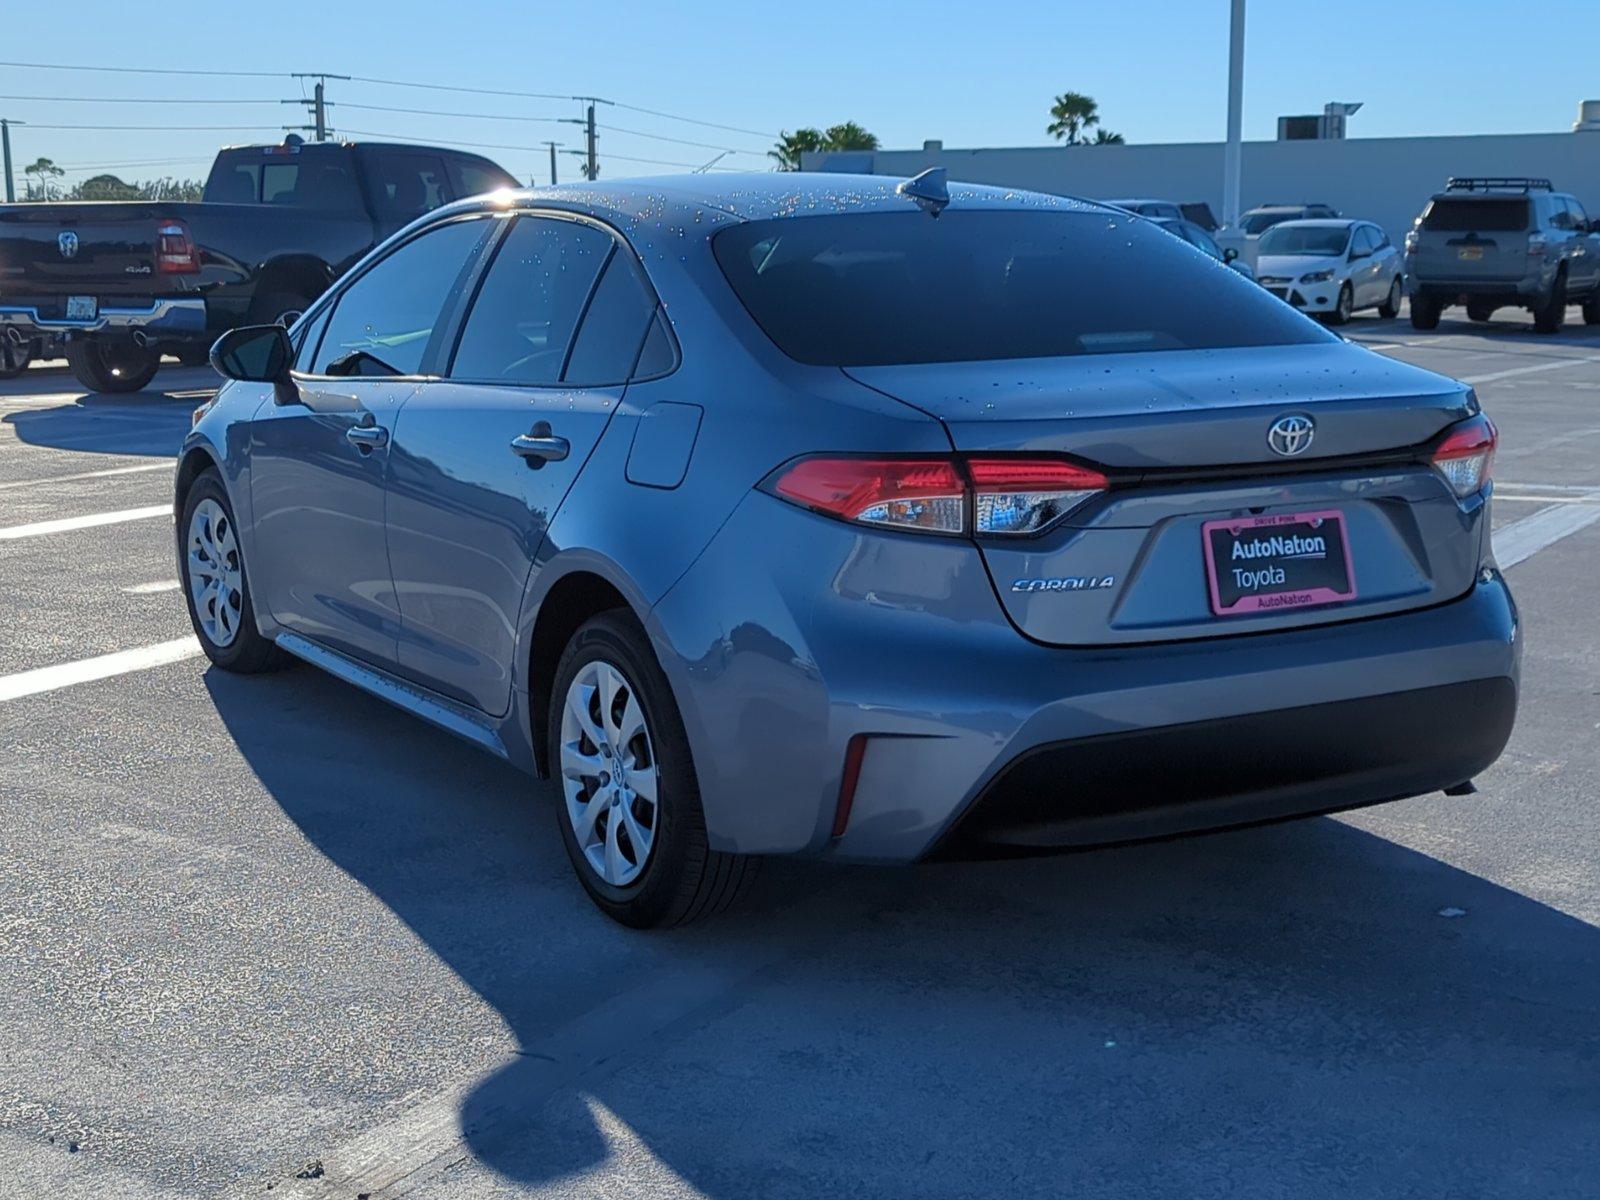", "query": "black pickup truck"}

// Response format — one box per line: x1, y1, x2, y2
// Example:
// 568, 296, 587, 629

0, 138, 516, 391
